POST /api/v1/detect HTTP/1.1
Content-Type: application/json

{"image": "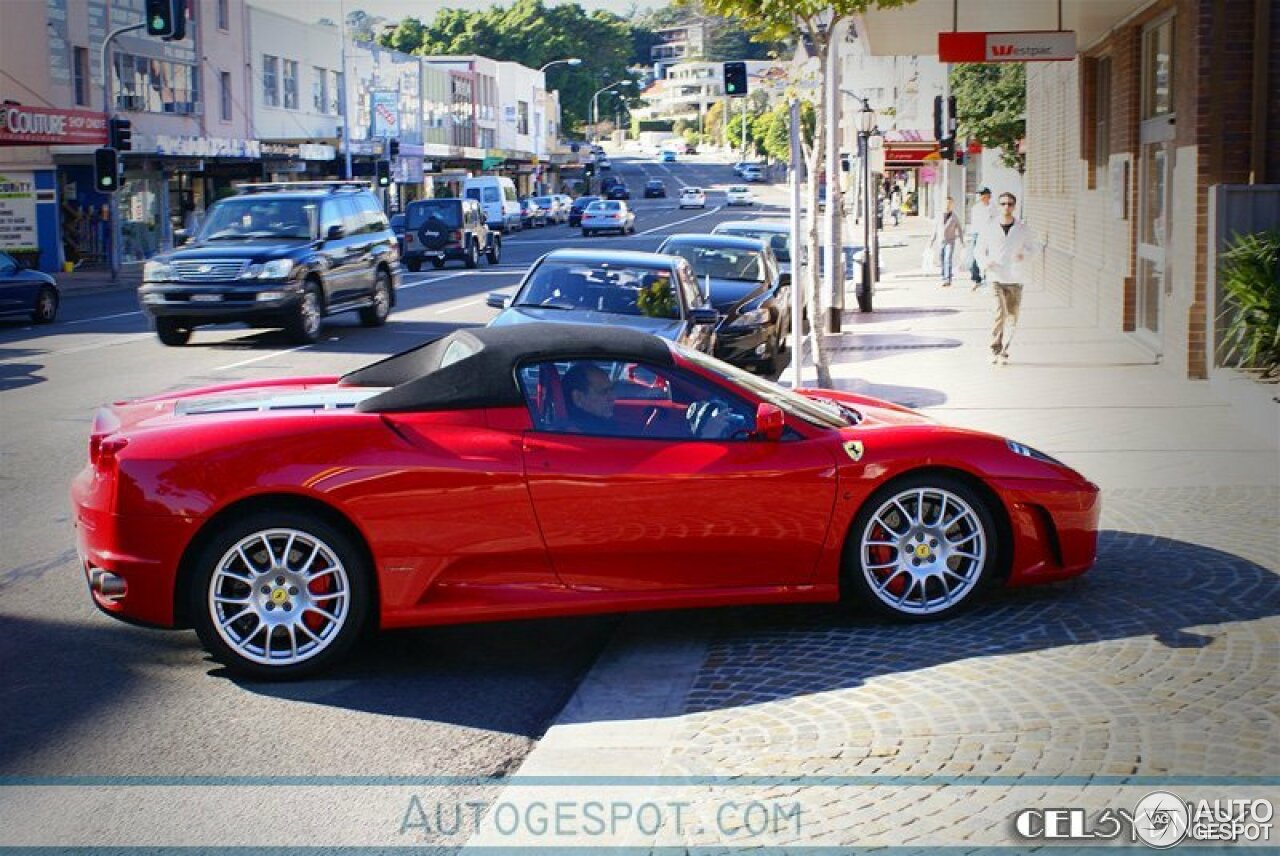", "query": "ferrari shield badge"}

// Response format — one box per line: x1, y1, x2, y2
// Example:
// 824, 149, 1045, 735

843, 440, 864, 462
